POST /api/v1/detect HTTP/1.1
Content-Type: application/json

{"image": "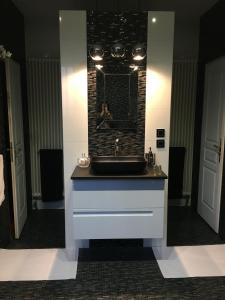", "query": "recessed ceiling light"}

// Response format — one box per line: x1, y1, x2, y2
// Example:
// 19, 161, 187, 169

152, 17, 157, 23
